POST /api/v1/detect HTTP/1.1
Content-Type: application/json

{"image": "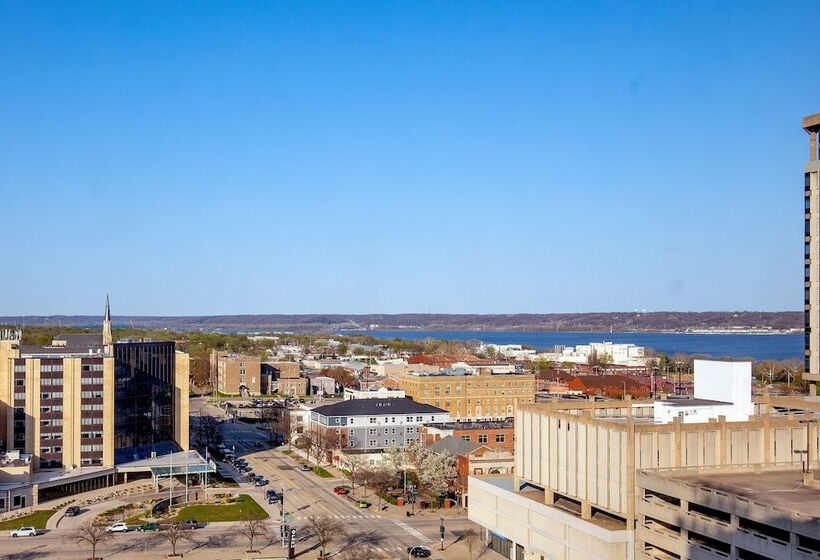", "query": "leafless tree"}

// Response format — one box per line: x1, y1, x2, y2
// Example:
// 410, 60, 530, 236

305, 515, 346, 559
160, 523, 193, 557
237, 517, 270, 553
70, 521, 112, 560
294, 433, 314, 463
337, 542, 381, 560
257, 406, 281, 443
370, 467, 396, 510
346, 455, 366, 494
462, 528, 484, 560
194, 407, 223, 450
